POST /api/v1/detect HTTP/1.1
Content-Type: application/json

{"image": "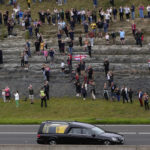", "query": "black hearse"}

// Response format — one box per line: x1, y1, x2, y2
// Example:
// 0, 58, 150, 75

37, 121, 124, 145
